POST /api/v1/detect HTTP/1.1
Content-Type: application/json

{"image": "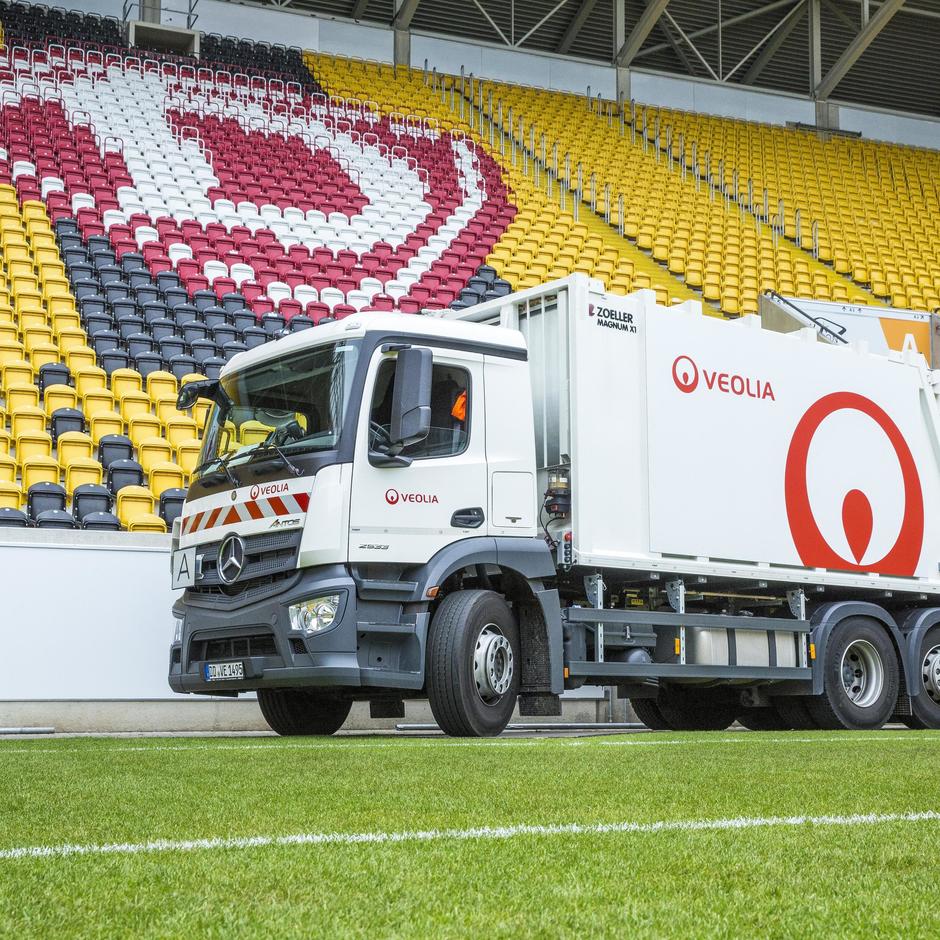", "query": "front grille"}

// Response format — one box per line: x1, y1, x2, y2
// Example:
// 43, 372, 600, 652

191, 530, 302, 594
190, 632, 278, 662
187, 570, 302, 609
